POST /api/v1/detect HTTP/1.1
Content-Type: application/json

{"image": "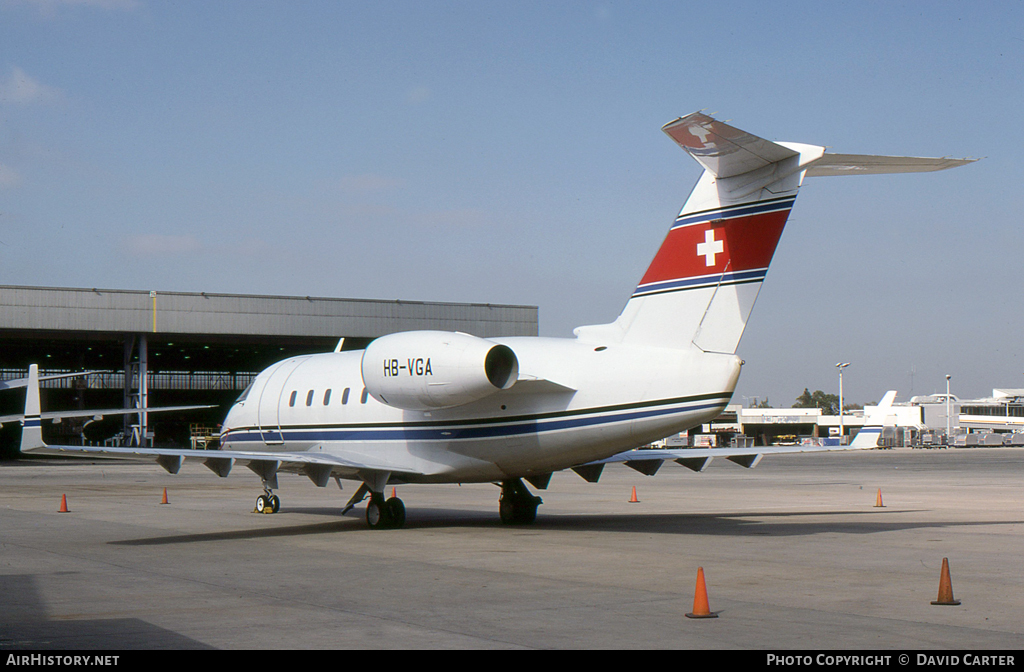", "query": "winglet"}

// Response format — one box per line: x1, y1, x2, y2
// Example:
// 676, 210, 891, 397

848, 391, 897, 449
20, 364, 45, 453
